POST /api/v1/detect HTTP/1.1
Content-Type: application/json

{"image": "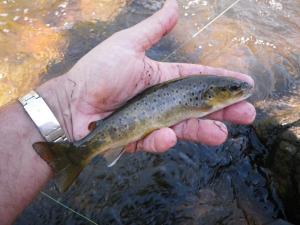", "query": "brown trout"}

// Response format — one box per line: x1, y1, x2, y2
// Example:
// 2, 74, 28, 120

33, 75, 253, 192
